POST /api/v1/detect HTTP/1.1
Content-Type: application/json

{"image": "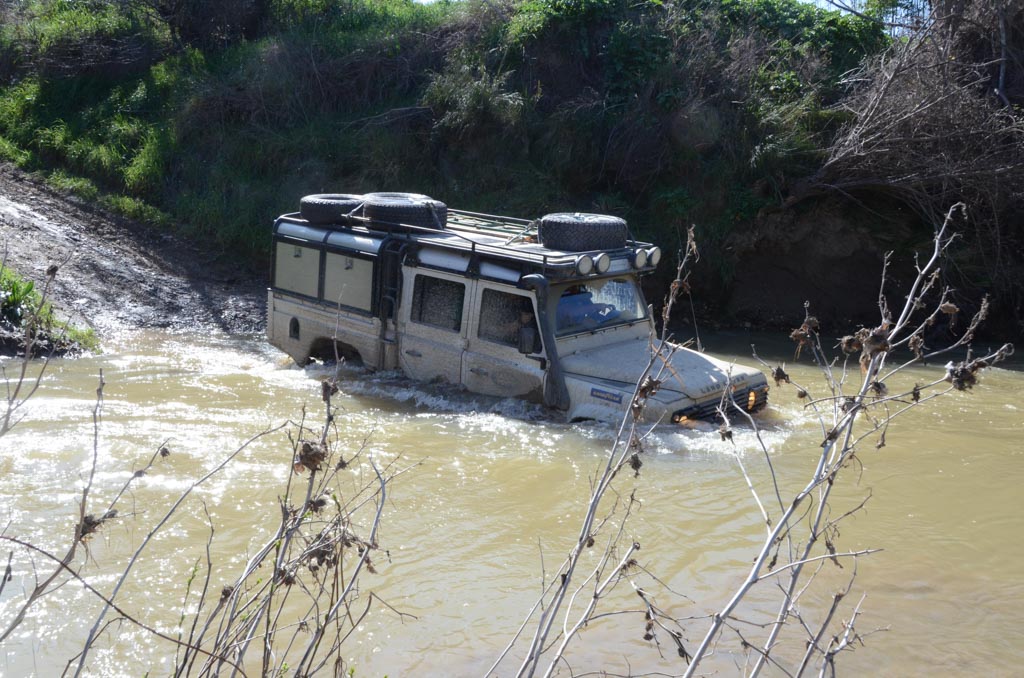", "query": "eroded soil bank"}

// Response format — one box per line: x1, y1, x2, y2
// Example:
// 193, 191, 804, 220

0, 162, 985, 348
0, 163, 266, 338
